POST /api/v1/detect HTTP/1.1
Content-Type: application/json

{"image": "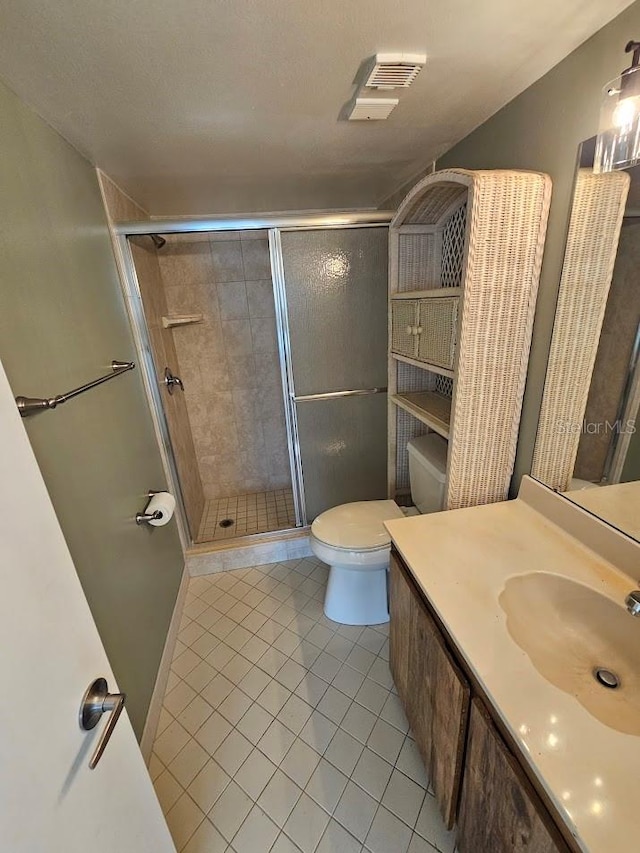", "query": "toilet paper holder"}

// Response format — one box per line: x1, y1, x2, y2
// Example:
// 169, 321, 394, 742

135, 490, 163, 525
